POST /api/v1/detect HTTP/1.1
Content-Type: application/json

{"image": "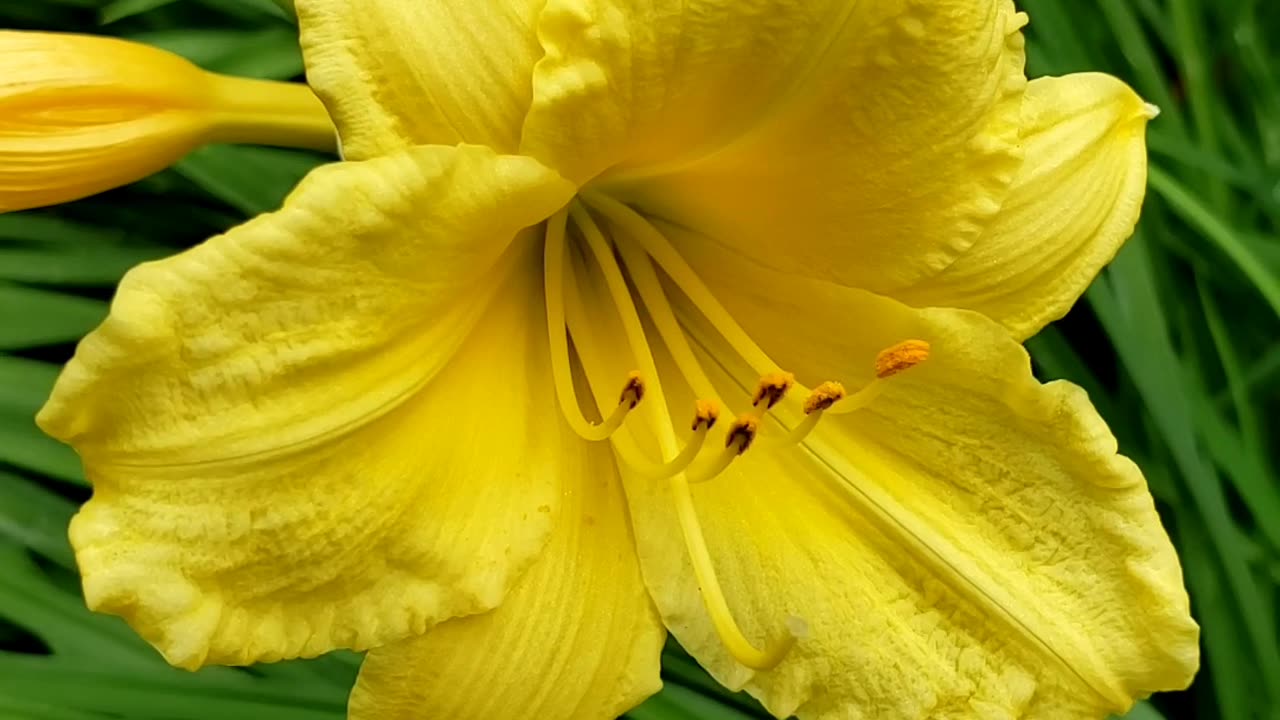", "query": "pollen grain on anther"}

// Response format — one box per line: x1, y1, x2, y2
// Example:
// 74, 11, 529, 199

803, 381, 847, 414
725, 414, 761, 454
752, 371, 796, 409
620, 371, 646, 408
693, 398, 721, 431
875, 339, 931, 379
